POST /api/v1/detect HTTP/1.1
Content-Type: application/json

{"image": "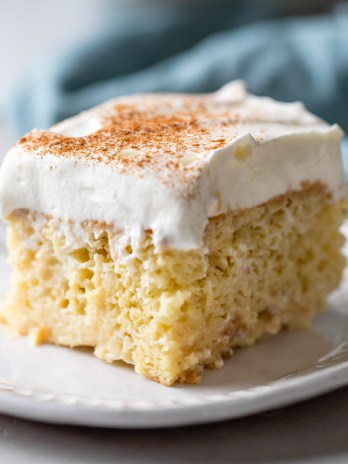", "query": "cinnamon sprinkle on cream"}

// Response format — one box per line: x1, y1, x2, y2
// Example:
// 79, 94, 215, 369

15, 87, 327, 187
